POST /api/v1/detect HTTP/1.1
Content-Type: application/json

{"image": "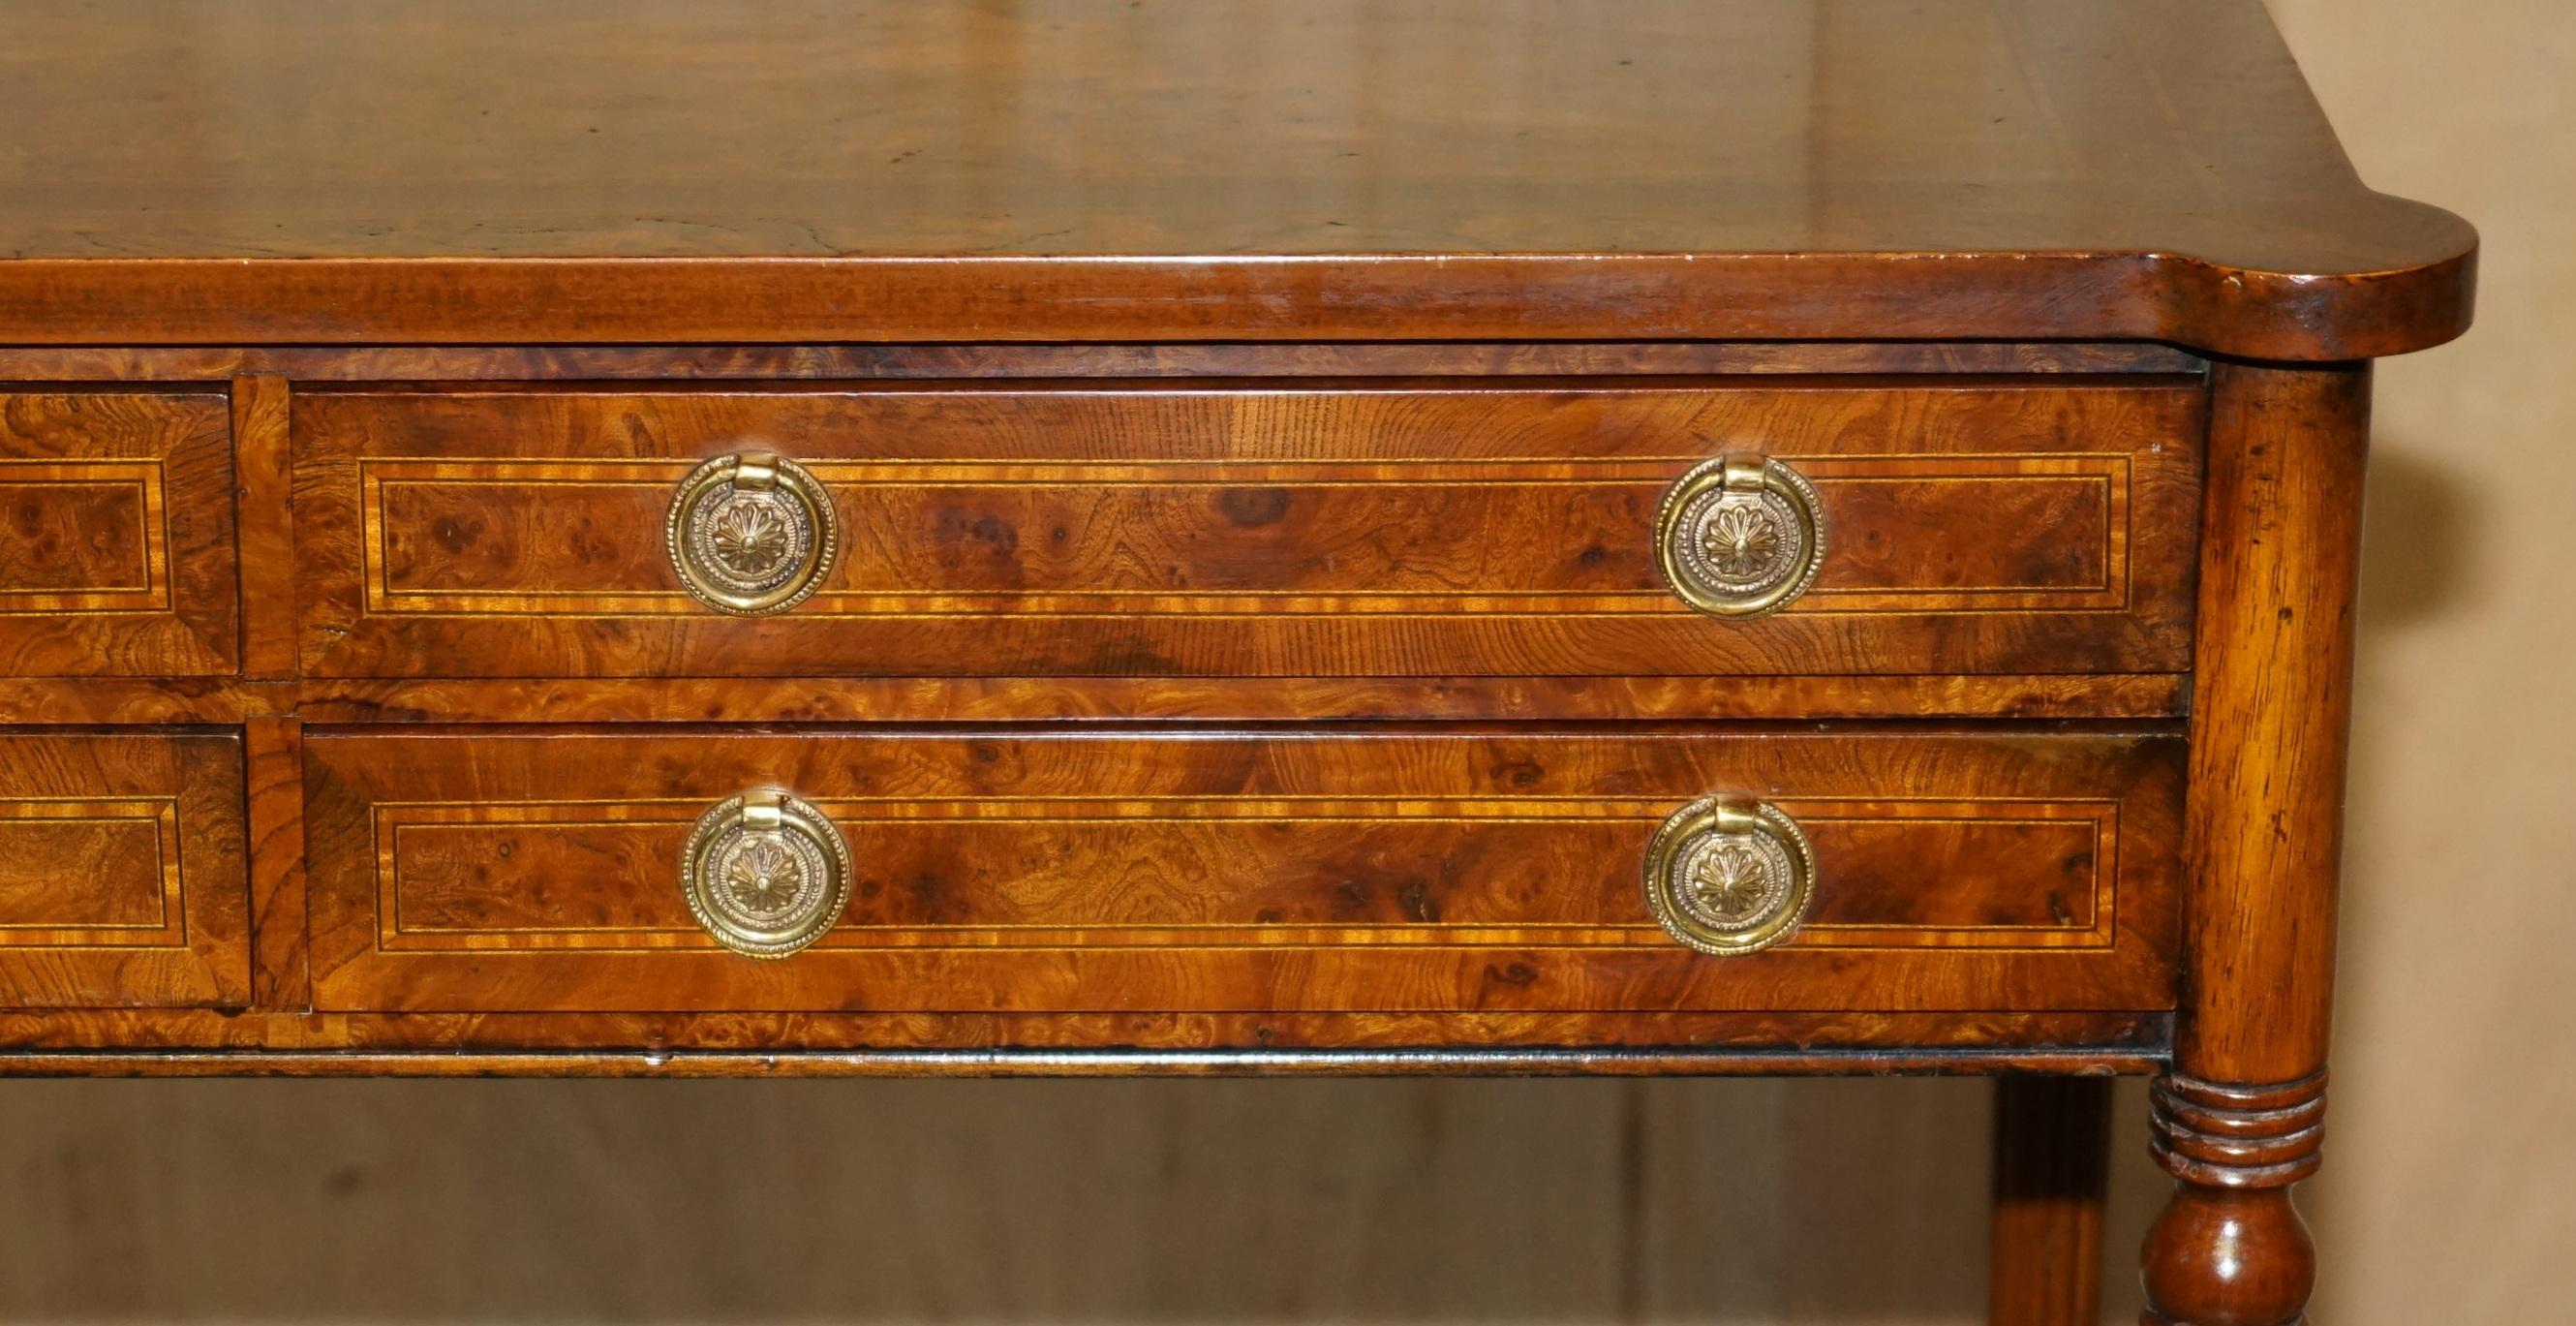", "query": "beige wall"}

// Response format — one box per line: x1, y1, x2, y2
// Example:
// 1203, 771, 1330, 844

3, 1, 2570, 1320
2278, 0, 2576, 1317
